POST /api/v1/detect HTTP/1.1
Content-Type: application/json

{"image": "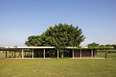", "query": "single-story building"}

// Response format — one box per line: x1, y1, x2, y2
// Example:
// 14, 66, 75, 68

0, 46, 97, 59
